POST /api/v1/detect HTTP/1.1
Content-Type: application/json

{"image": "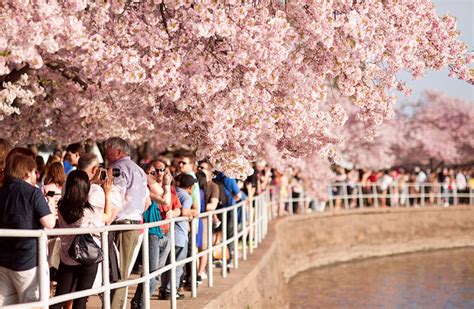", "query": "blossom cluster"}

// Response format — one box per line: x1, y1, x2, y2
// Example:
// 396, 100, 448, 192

0, 1, 472, 180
